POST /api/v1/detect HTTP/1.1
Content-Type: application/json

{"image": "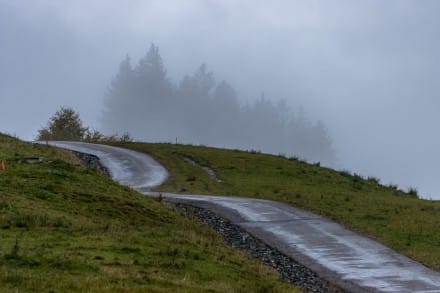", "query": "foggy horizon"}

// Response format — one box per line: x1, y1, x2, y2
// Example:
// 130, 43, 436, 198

2, 0, 440, 199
